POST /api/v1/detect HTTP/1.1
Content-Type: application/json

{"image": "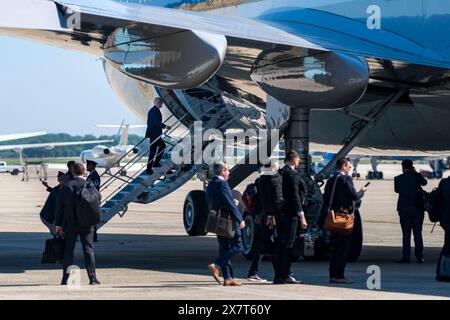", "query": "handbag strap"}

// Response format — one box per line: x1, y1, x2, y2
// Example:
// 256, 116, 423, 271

327, 174, 341, 212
